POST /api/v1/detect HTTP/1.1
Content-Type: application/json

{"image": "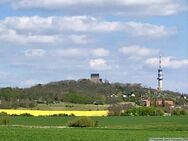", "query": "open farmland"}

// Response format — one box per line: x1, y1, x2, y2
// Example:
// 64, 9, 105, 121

0, 127, 188, 141
0, 116, 188, 141
35, 103, 110, 111
6, 116, 188, 129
